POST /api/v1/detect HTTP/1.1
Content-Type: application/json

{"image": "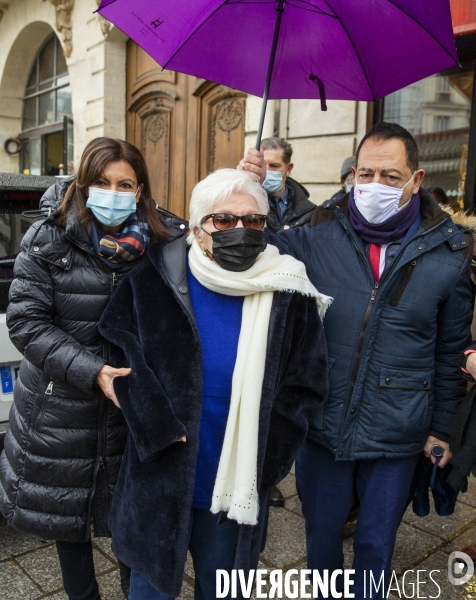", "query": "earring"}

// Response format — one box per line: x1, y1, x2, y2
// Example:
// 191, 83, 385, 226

202, 248, 207, 256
